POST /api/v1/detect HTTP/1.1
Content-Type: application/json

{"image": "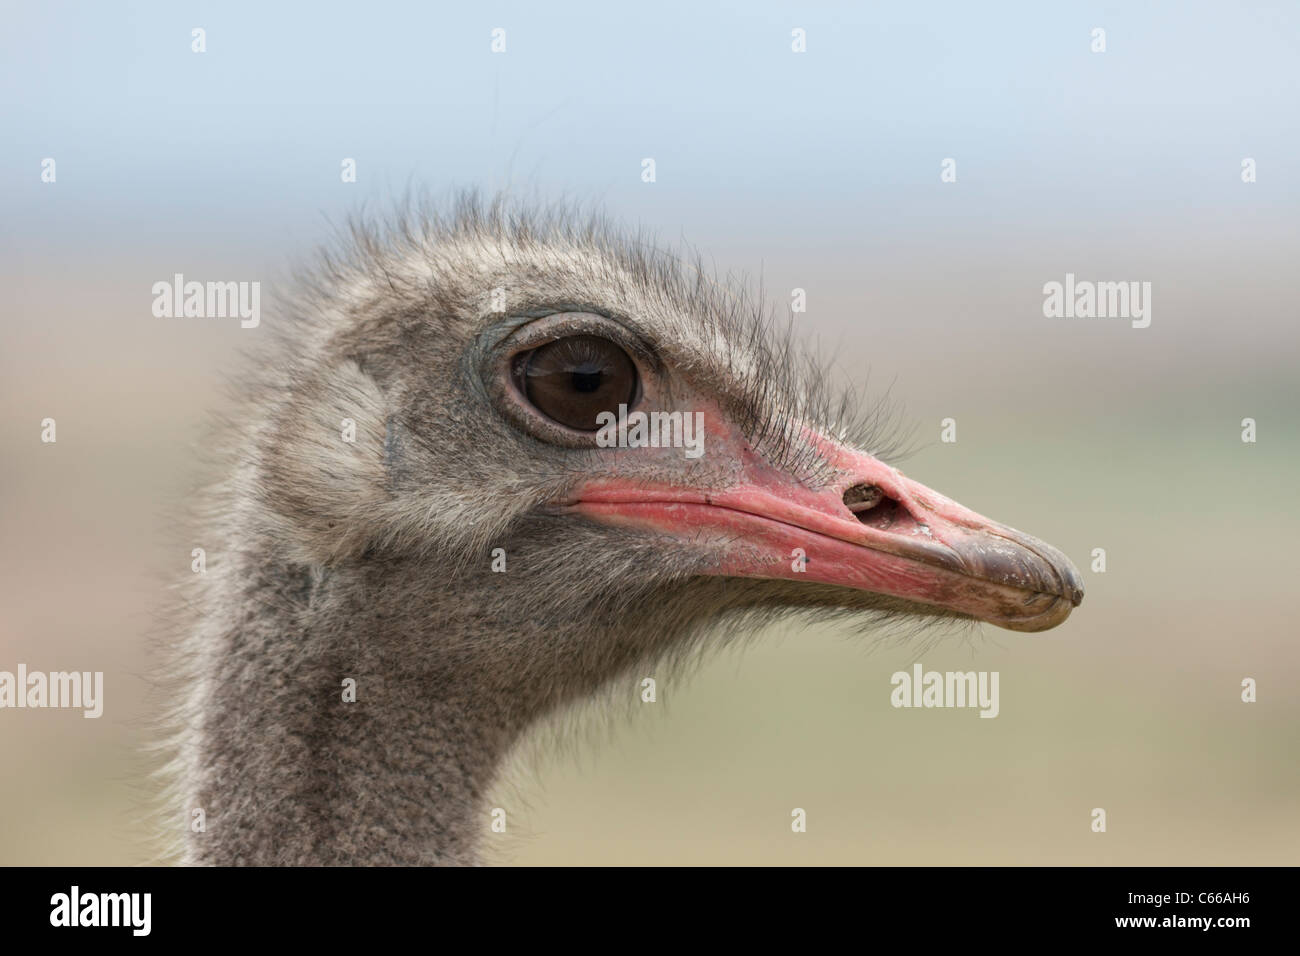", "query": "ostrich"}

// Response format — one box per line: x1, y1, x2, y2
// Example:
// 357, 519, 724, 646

165, 195, 1083, 866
